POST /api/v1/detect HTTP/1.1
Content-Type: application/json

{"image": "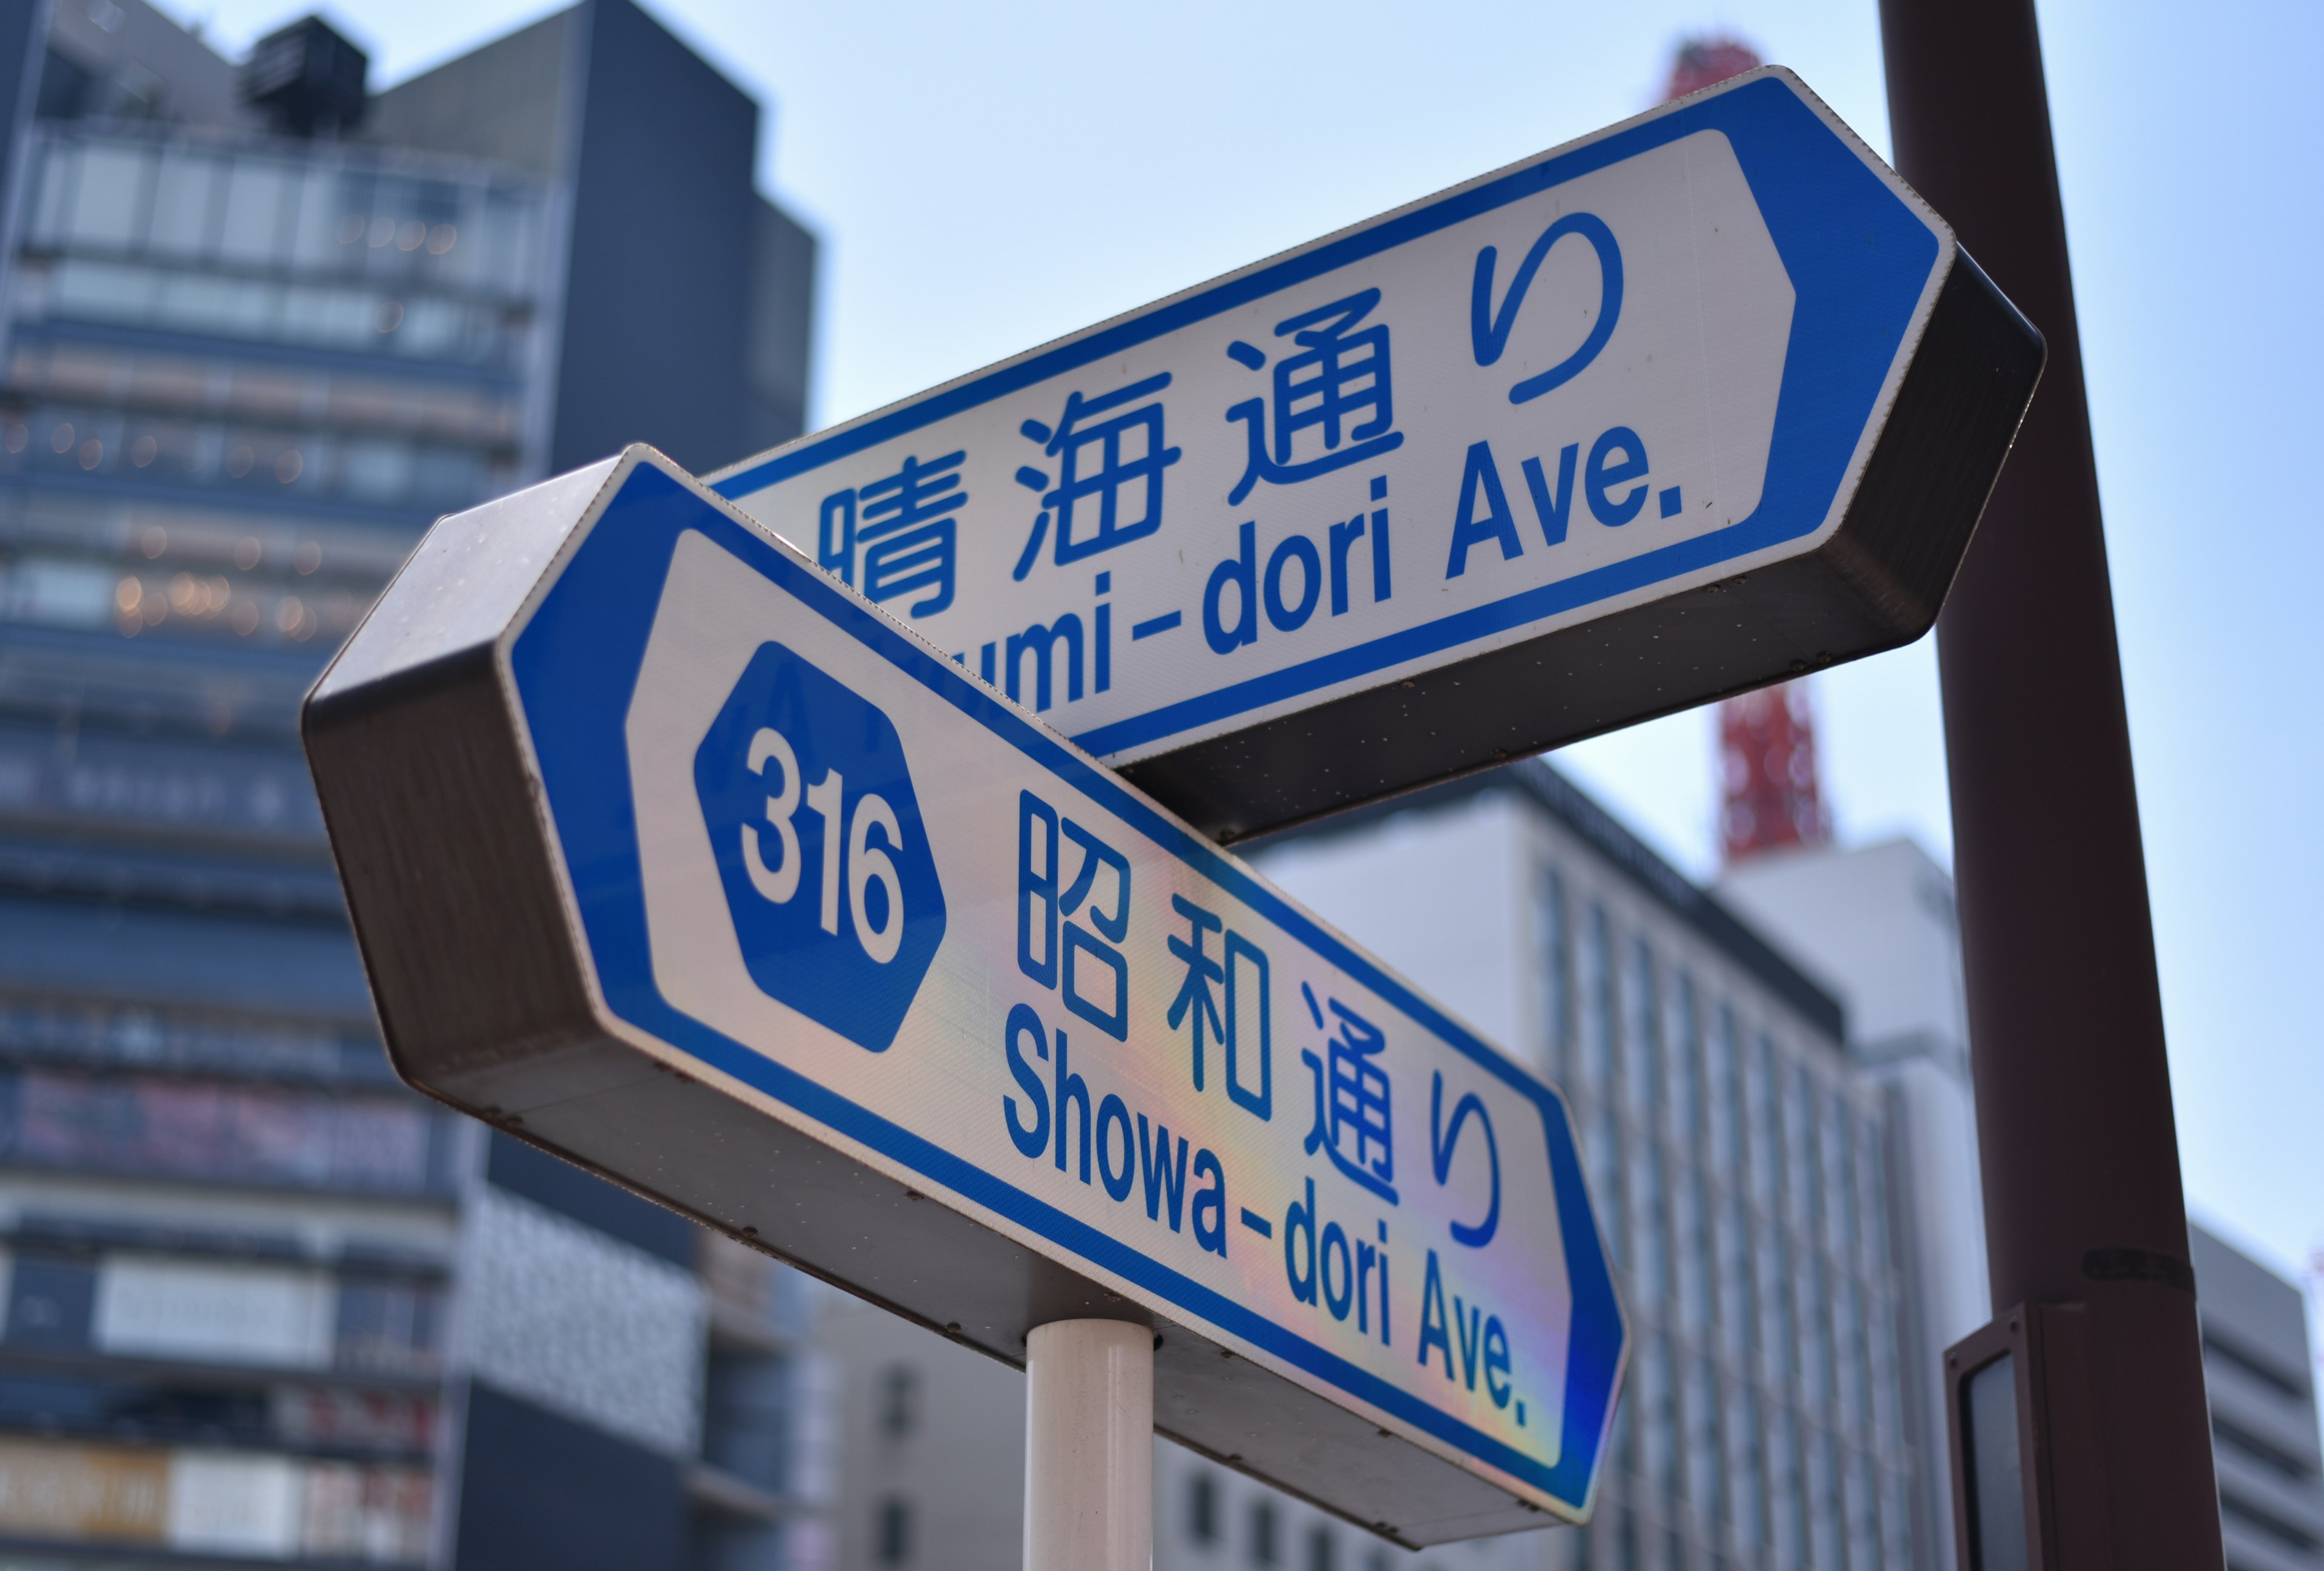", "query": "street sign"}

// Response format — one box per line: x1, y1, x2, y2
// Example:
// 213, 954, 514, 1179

710, 67, 2042, 842
304, 449, 1626, 1541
